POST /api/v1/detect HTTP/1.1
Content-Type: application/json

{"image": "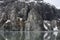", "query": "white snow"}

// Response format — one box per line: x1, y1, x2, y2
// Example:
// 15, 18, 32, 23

35, 1, 37, 3
47, 23, 50, 26
5, 20, 11, 23
19, 18, 23, 21
47, 36, 50, 39
5, 38, 8, 40
53, 26, 58, 31
44, 24, 48, 30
